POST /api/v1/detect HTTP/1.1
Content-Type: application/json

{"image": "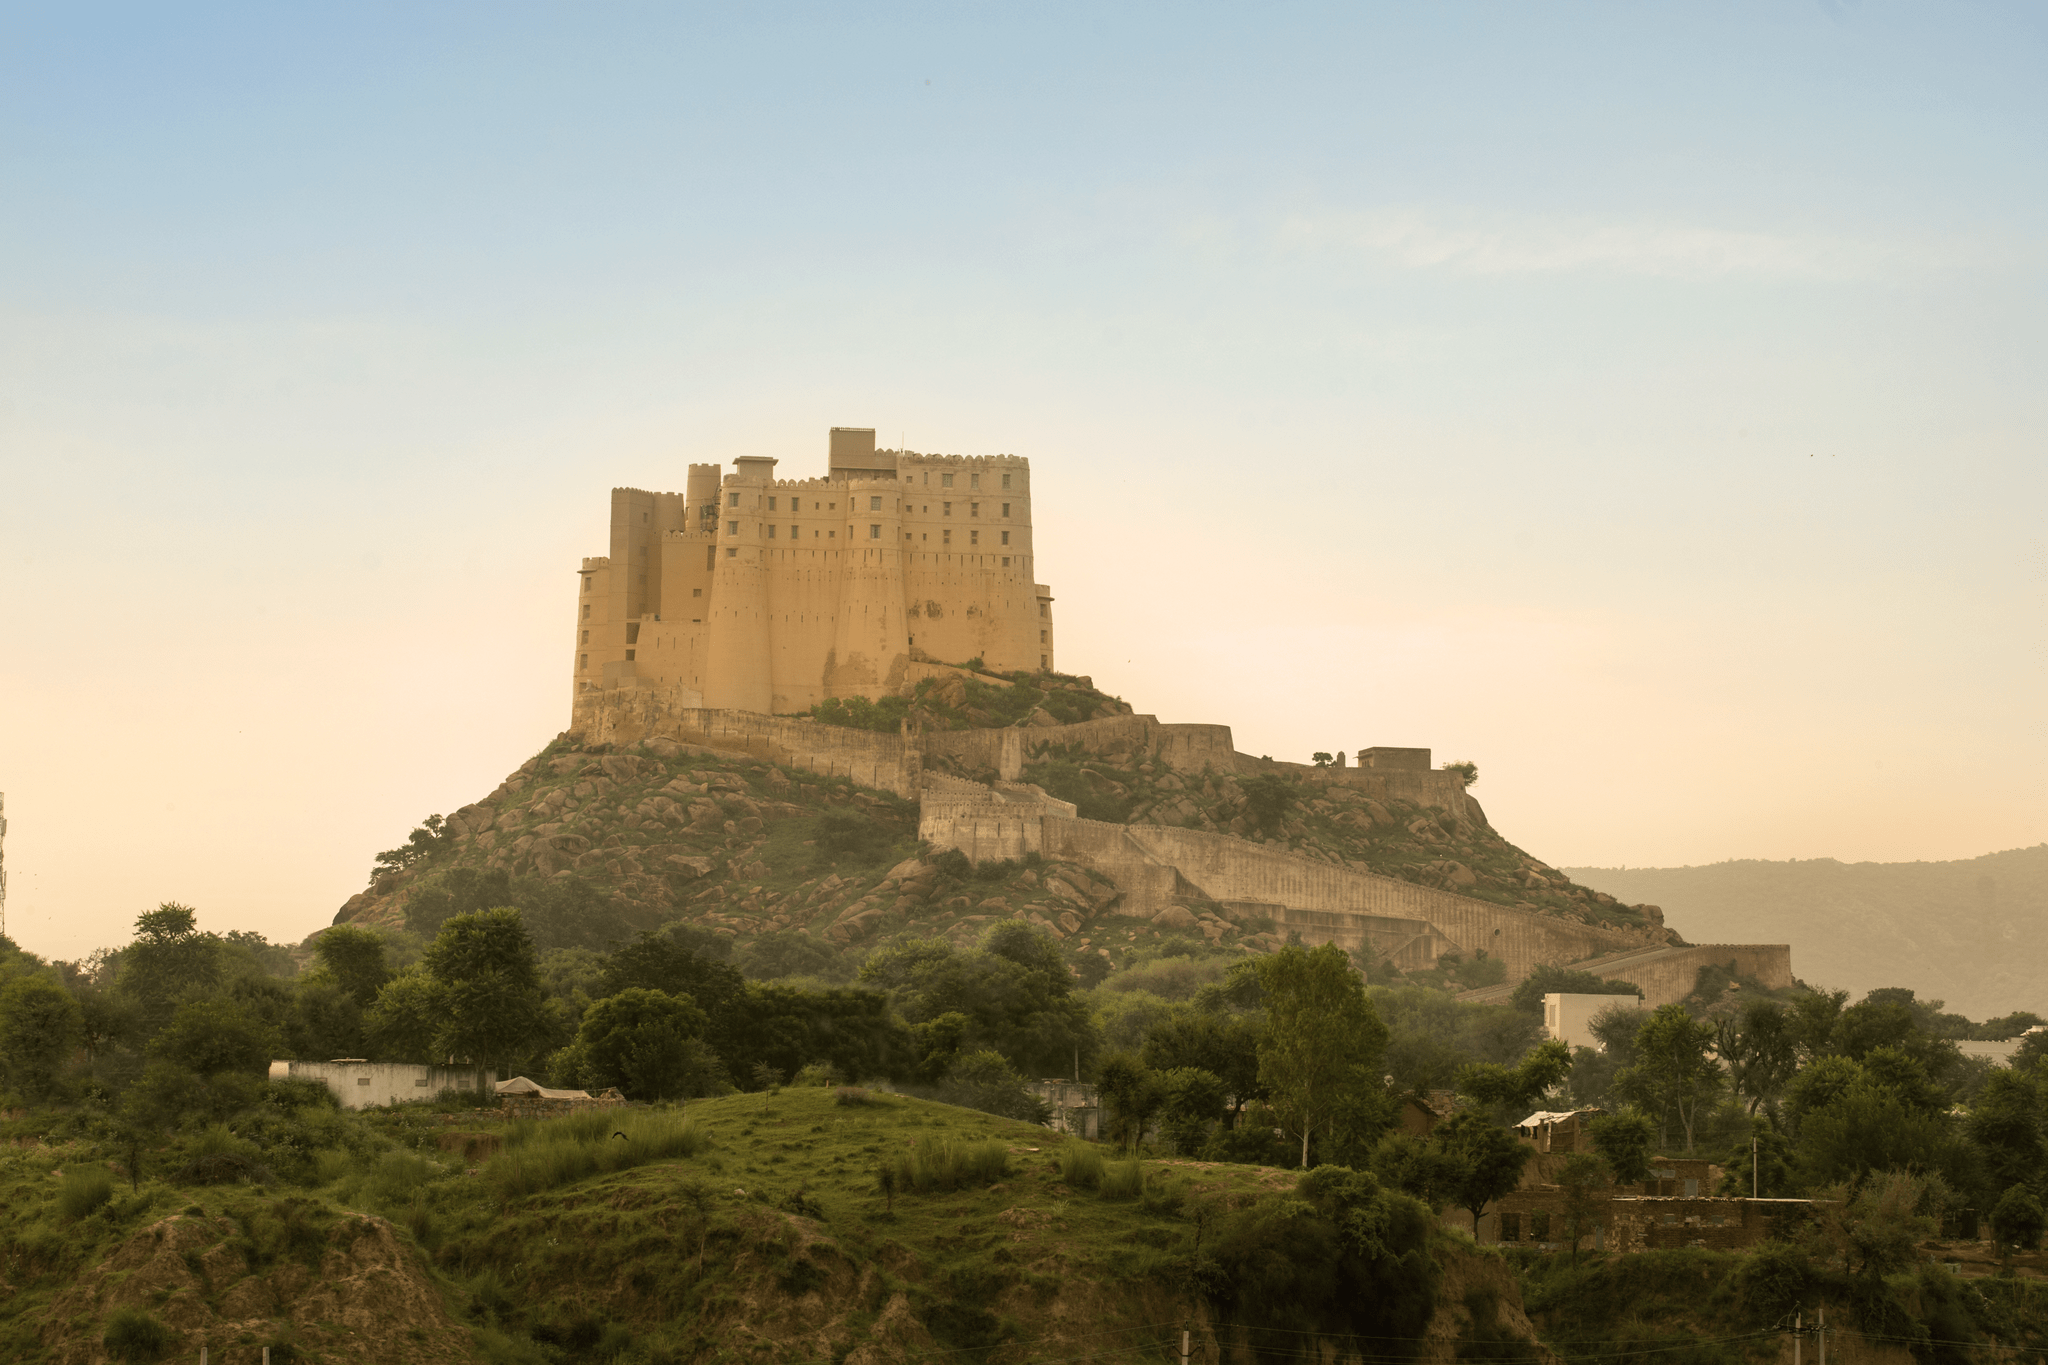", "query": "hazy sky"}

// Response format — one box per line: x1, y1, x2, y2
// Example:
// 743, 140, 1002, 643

2, 3, 2042, 963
